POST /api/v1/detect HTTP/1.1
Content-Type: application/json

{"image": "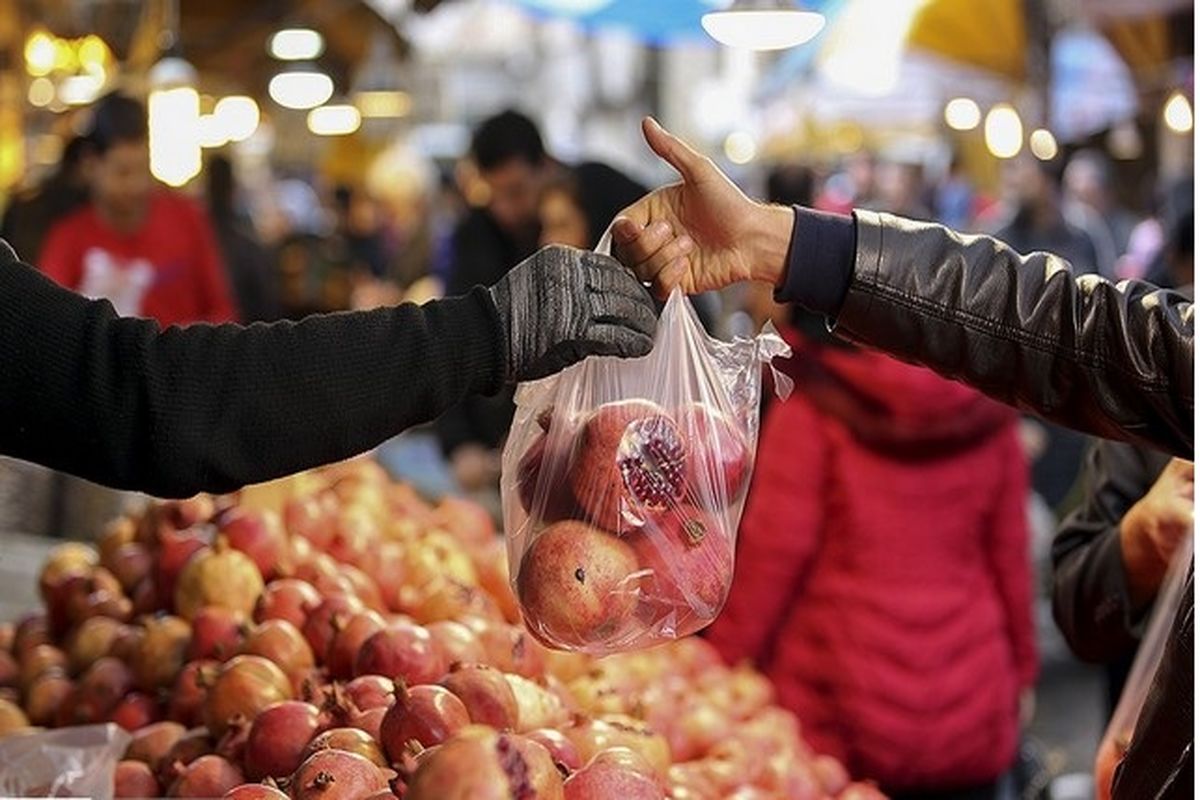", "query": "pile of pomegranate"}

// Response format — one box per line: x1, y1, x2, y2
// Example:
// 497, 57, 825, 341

0, 460, 882, 799
513, 401, 752, 651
